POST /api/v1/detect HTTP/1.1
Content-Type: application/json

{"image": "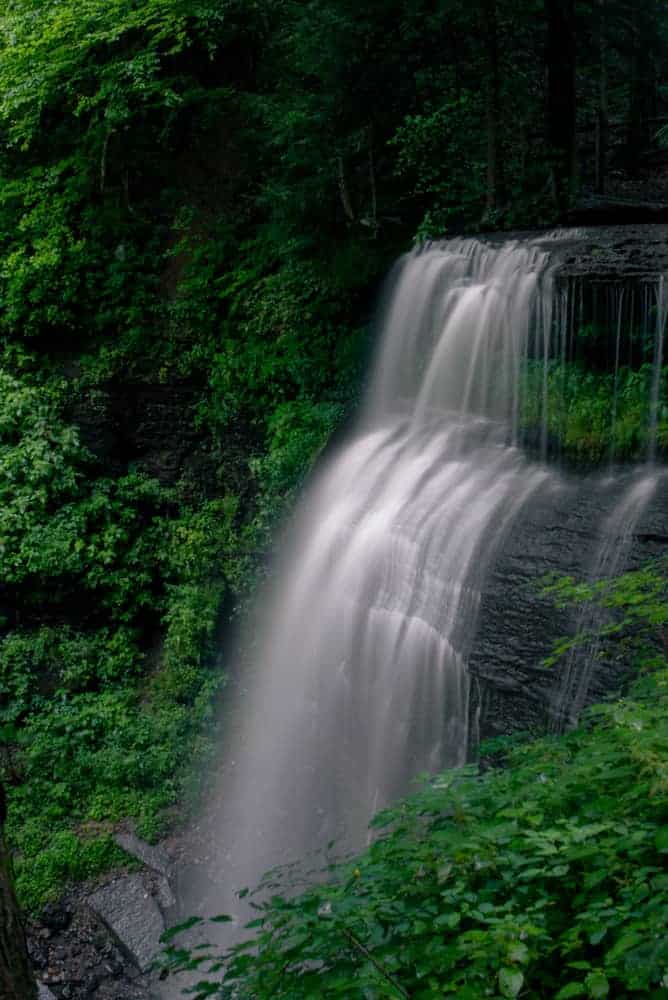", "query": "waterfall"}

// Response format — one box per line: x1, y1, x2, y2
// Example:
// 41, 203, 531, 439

186, 239, 565, 934
177, 235, 666, 955
649, 275, 668, 462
